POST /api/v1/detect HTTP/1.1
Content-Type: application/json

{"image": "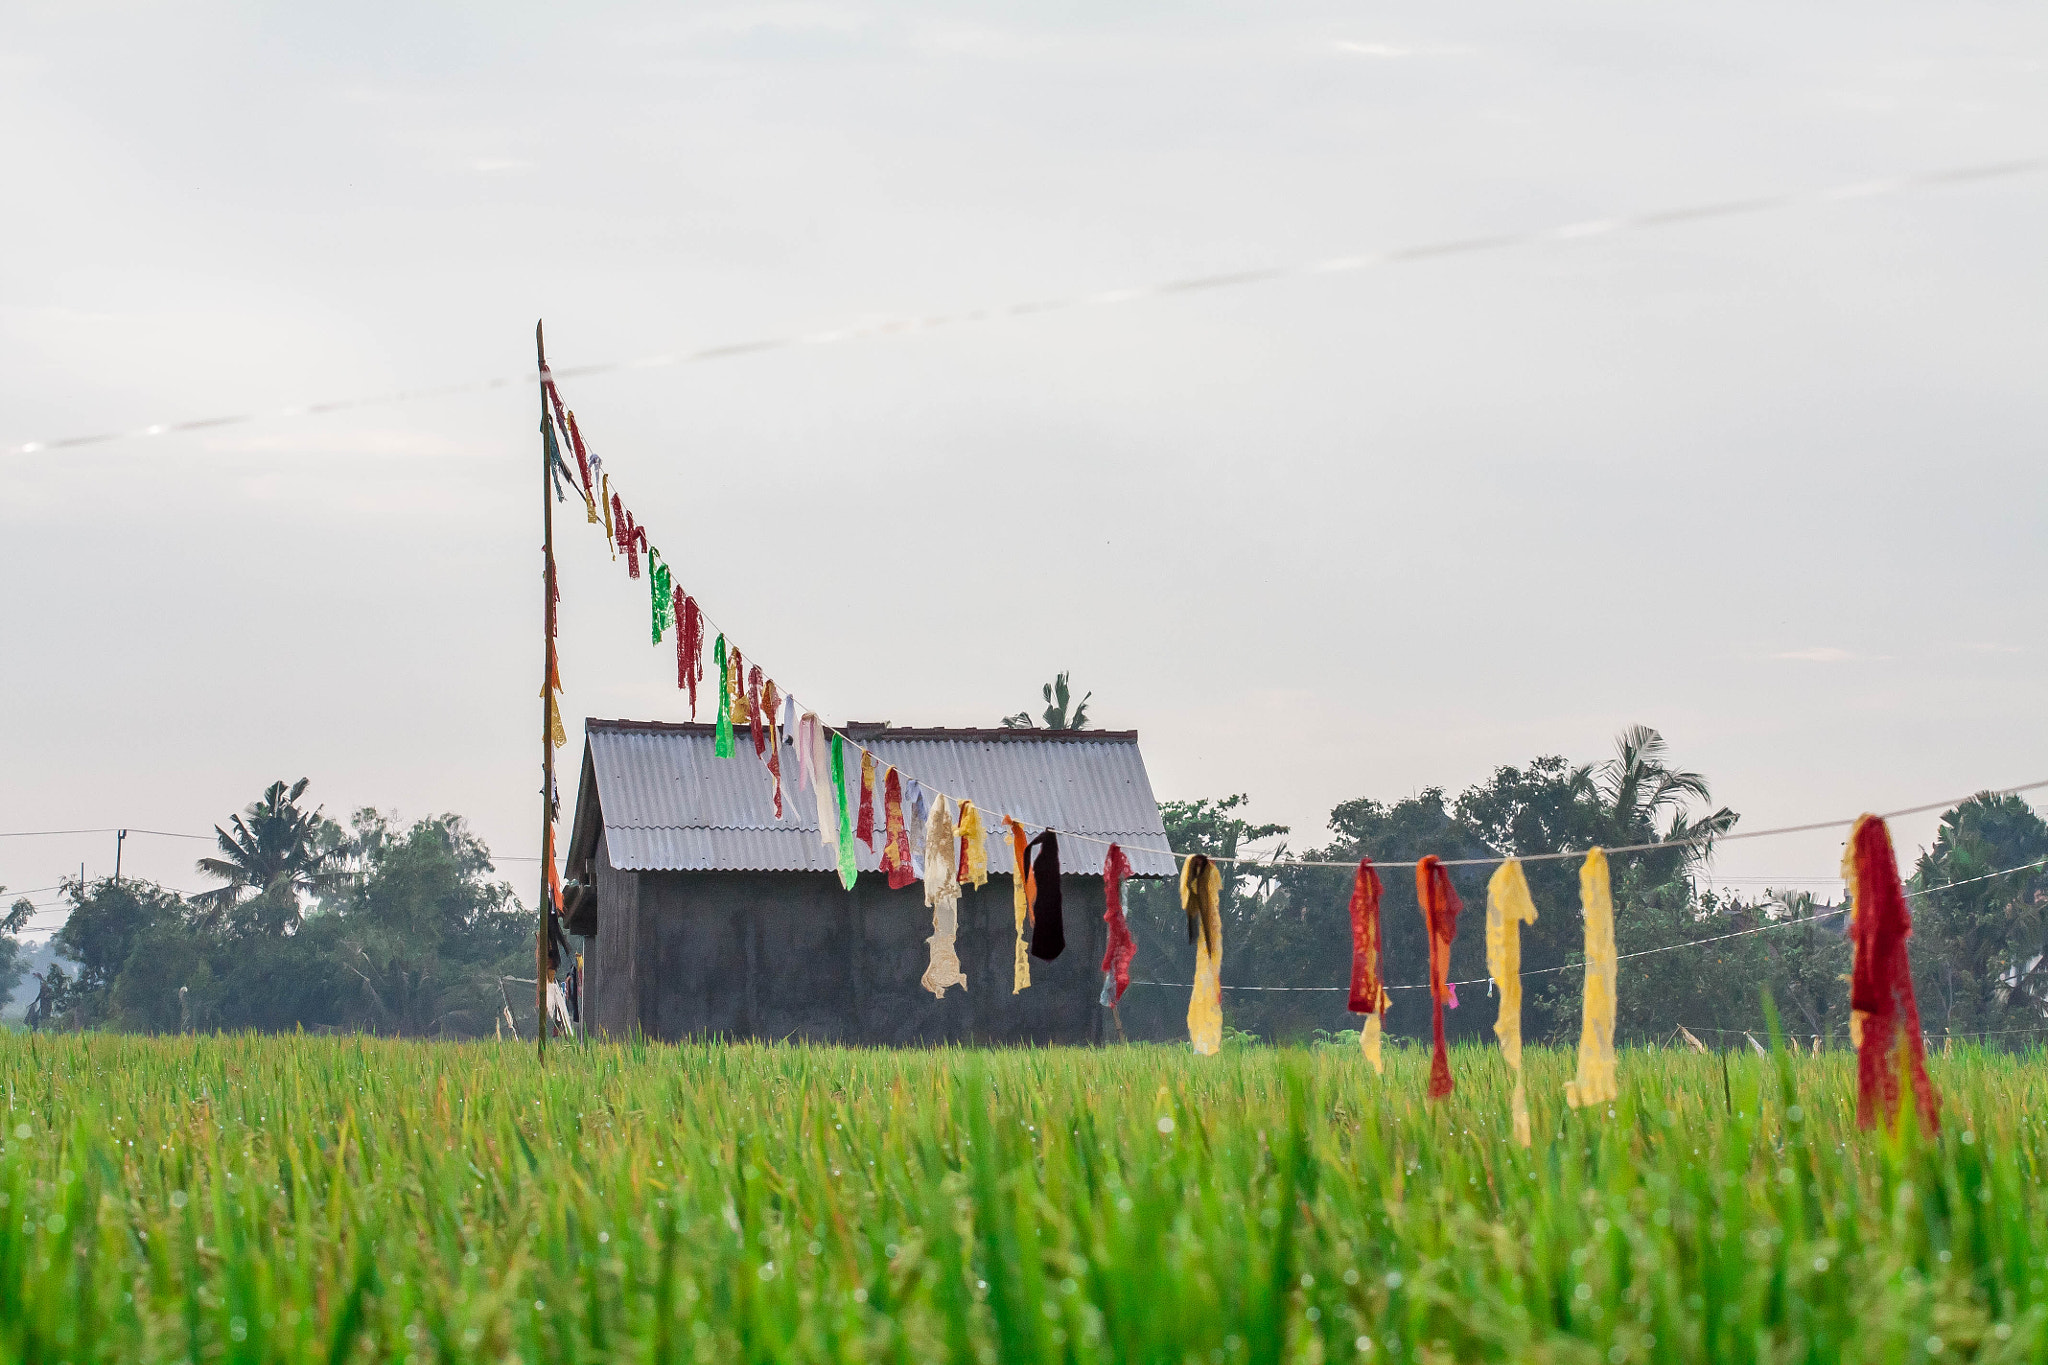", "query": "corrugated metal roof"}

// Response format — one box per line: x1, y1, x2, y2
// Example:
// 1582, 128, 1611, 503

575, 721, 1176, 877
